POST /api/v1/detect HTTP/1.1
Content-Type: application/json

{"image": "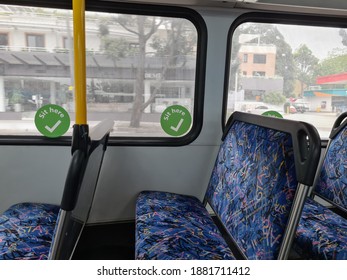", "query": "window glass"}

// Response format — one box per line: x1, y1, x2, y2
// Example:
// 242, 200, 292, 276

87, 12, 198, 137
227, 21, 347, 138
0, 33, 8, 47
243, 53, 248, 63
0, 4, 198, 138
253, 54, 266, 64
26, 34, 45, 49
